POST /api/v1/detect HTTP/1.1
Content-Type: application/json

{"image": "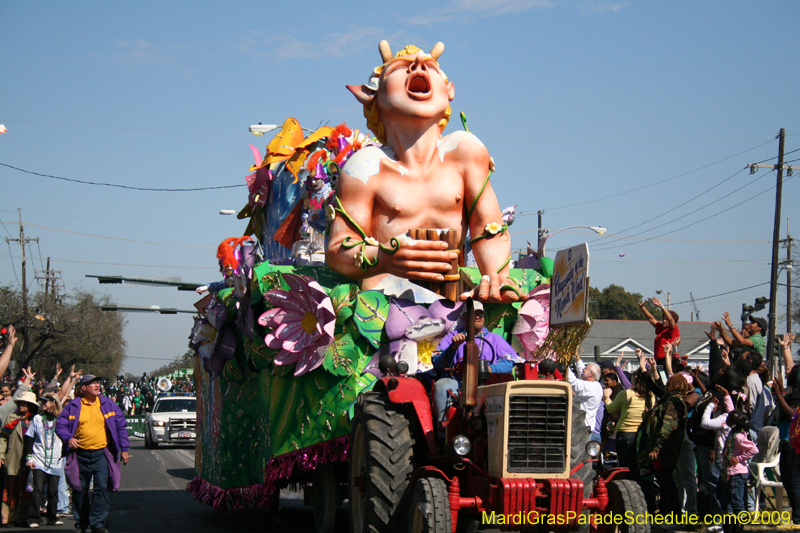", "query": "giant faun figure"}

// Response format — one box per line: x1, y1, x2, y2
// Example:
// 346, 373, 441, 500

326, 41, 517, 303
